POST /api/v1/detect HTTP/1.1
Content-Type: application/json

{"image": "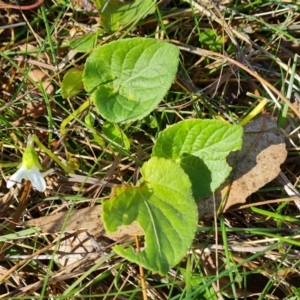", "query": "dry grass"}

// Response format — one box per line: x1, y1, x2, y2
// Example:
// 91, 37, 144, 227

1, 0, 300, 299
